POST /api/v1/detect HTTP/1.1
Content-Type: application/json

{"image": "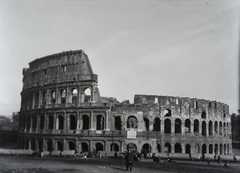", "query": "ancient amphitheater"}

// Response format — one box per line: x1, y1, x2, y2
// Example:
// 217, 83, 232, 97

19, 50, 232, 159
